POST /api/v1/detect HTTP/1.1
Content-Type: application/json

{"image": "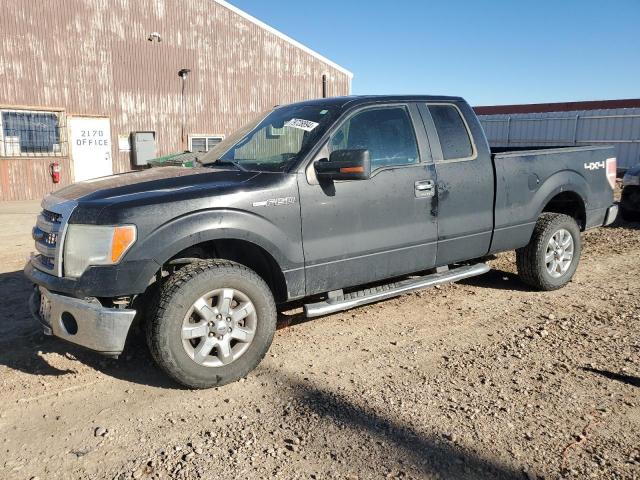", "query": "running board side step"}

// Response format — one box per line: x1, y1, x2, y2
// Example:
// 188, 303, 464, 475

304, 263, 490, 318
